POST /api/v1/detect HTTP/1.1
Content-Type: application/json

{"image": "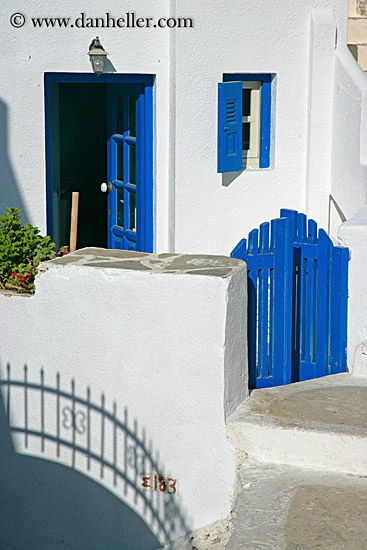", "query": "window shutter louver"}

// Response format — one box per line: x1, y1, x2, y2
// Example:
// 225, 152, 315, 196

217, 81, 242, 173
